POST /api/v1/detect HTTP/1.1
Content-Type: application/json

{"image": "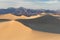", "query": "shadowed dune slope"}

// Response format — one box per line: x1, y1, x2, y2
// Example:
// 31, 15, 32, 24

0, 19, 10, 22
16, 15, 60, 34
